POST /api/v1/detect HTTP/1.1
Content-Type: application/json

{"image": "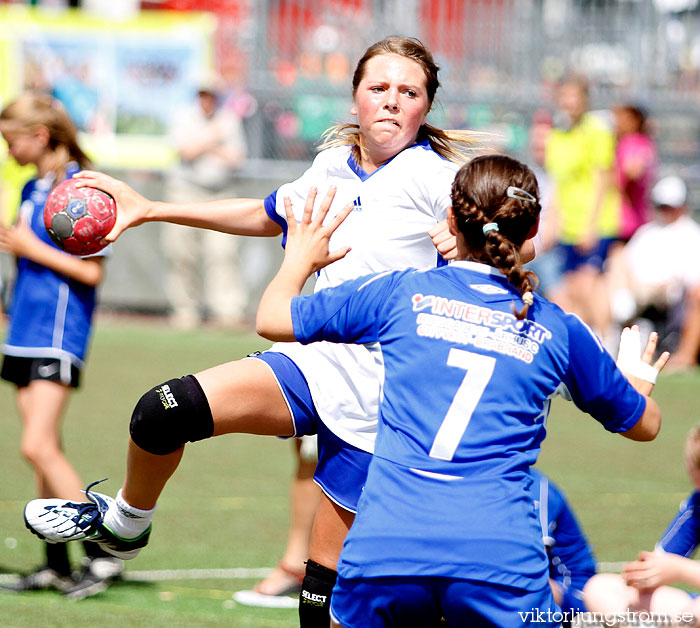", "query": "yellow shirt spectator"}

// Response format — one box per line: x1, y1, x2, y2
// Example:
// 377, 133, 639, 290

546, 112, 620, 244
